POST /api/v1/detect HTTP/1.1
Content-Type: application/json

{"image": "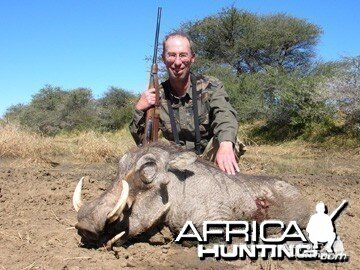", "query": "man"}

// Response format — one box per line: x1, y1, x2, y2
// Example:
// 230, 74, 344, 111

306, 202, 336, 253
130, 32, 243, 175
